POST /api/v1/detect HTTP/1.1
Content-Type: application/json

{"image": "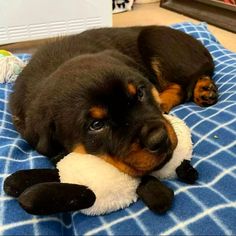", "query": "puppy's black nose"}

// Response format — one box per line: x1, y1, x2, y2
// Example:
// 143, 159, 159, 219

140, 122, 170, 154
